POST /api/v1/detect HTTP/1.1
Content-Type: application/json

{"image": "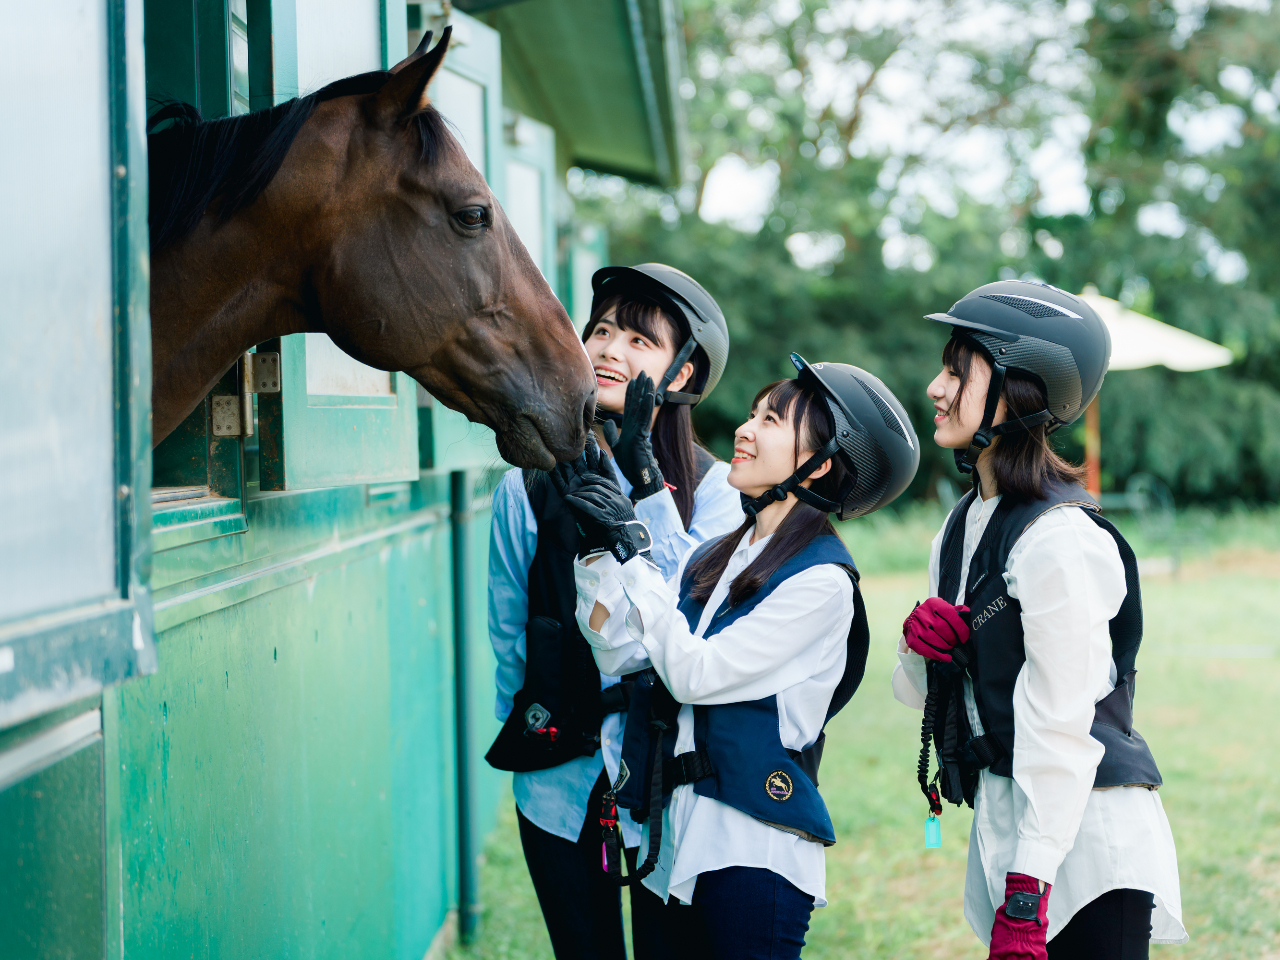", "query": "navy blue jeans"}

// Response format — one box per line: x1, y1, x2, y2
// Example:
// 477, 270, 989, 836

667, 865, 815, 960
